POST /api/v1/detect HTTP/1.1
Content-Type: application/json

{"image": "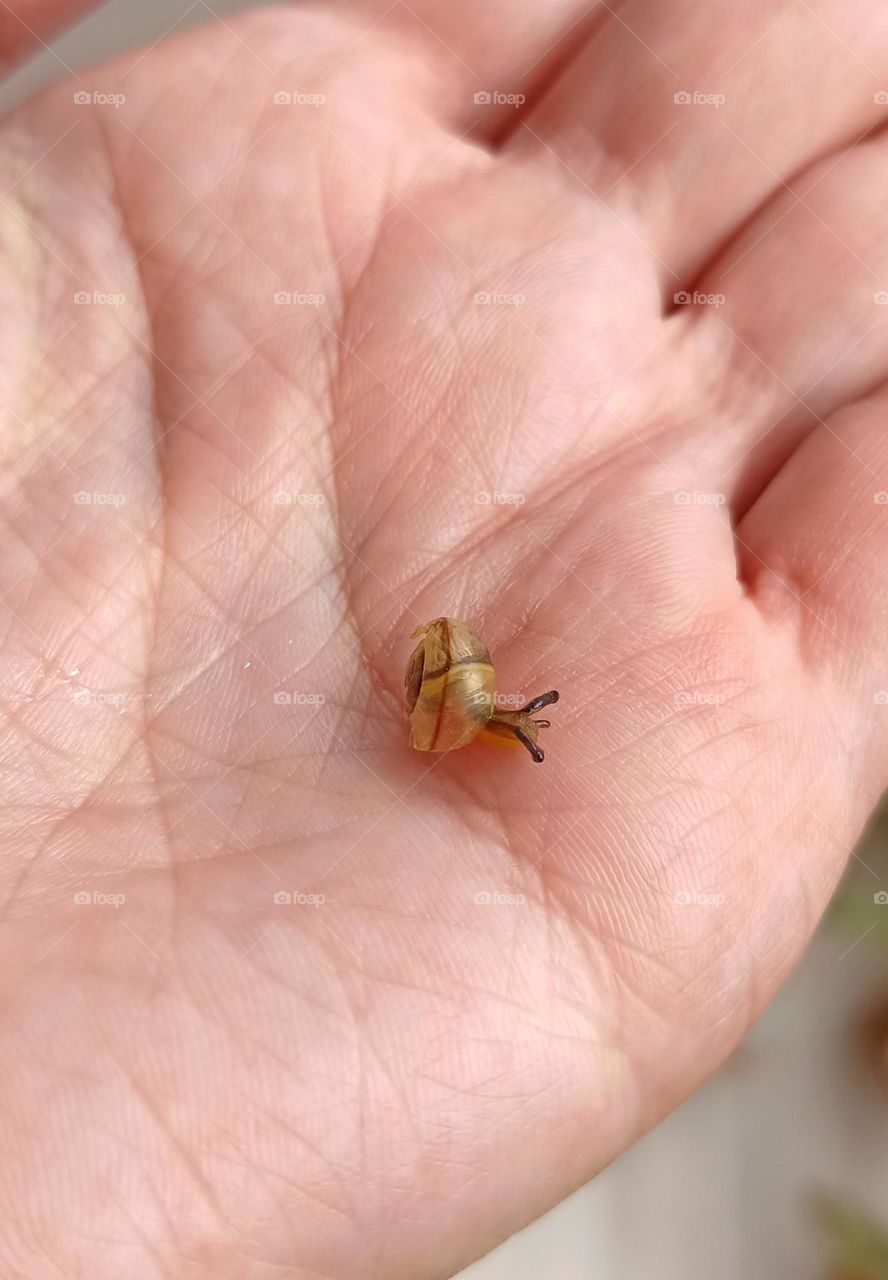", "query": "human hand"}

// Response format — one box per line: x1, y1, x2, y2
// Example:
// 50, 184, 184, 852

1, 1, 886, 1275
